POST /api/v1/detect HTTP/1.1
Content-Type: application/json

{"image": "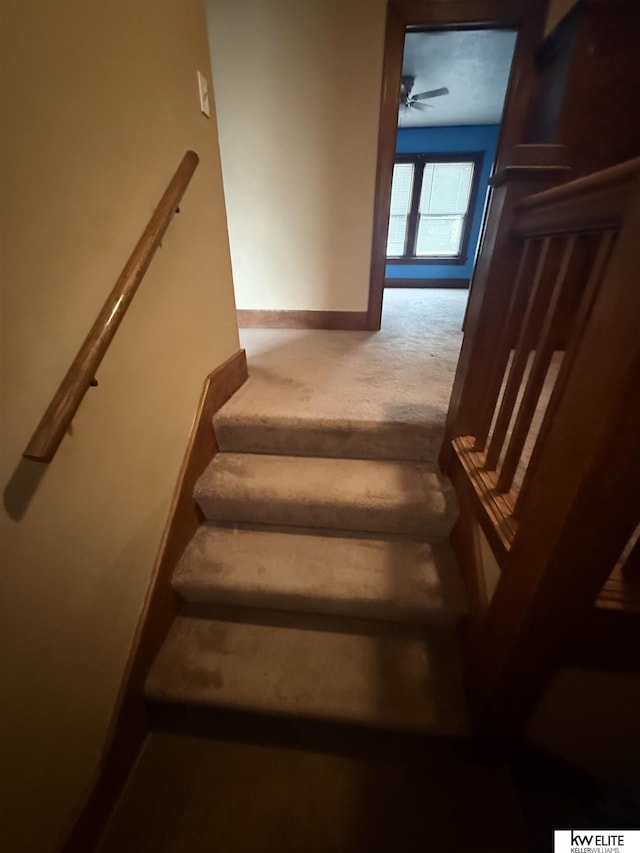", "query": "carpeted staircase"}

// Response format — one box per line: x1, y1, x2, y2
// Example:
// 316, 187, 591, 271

145, 361, 469, 735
